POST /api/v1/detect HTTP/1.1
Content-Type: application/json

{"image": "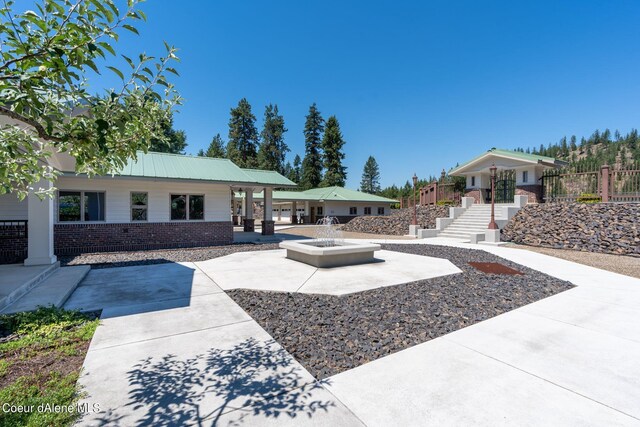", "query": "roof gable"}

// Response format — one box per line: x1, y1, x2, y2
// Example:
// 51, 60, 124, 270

449, 148, 567, 175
